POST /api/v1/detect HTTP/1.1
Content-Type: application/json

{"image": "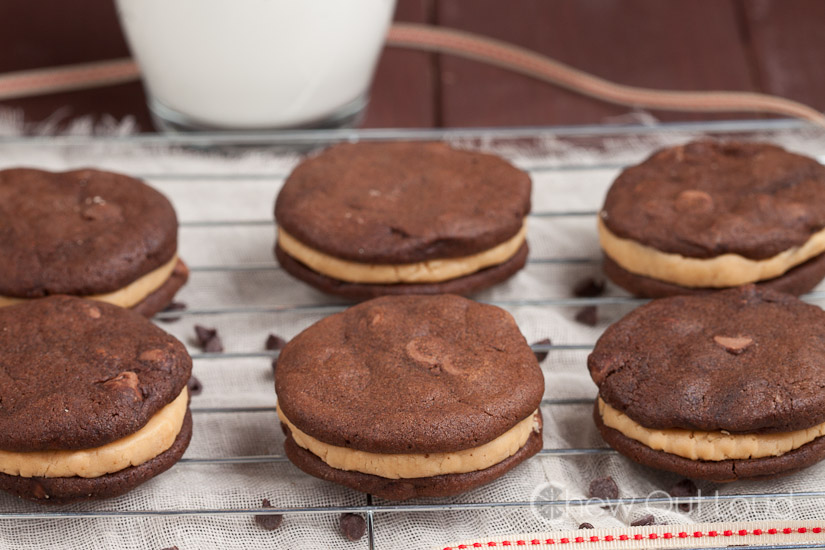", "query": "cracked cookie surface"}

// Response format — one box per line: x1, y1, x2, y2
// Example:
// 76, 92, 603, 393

274, 141, 531, 264
275, 294, 544, 454
601, 141, 825, 260
0, 295, 192, 451
588, 285, 825, 435
588, 285, 825, 480
0, 168, 178, 297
